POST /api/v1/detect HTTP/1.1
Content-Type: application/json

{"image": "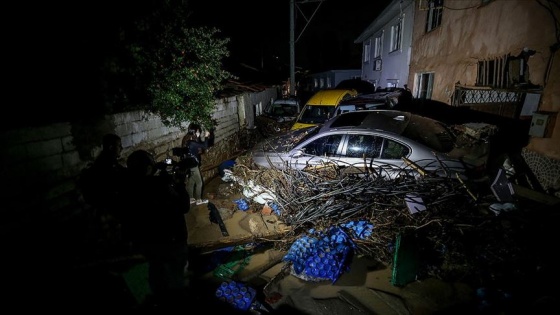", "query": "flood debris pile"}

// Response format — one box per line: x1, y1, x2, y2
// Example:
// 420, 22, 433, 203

228, 154, 536, 287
